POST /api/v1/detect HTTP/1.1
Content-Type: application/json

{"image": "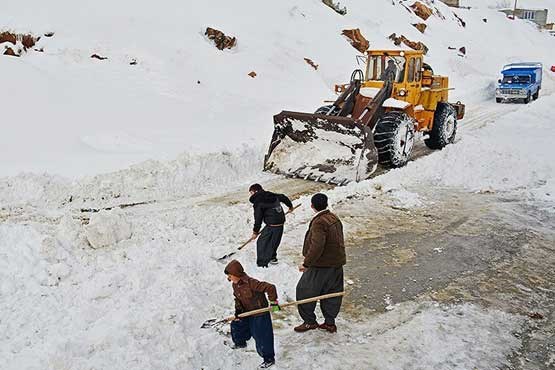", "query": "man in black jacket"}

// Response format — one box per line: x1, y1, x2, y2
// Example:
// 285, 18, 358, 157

249, 184, 293, 267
